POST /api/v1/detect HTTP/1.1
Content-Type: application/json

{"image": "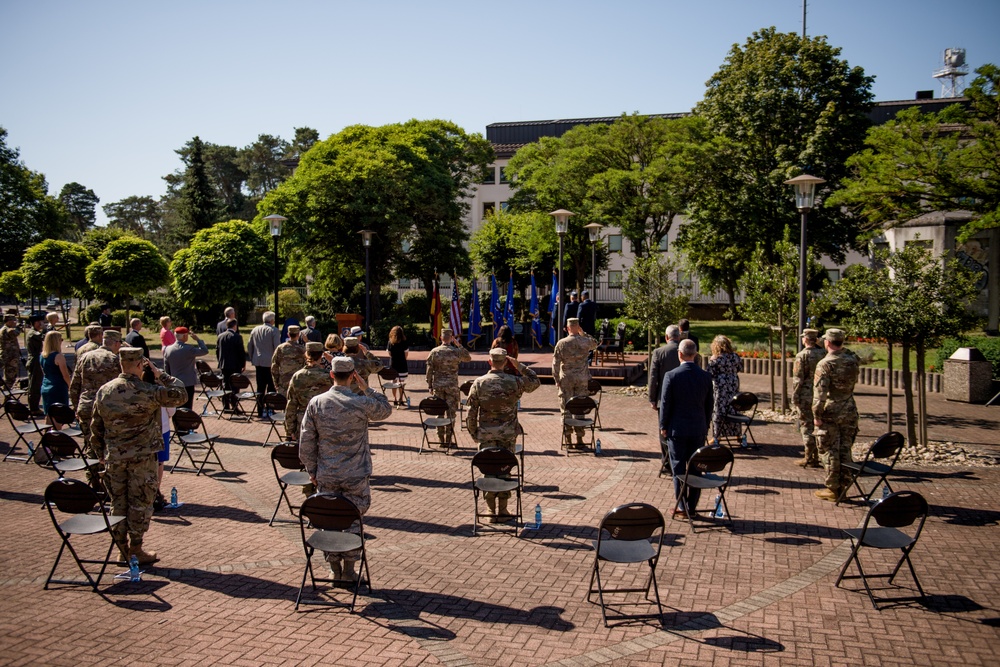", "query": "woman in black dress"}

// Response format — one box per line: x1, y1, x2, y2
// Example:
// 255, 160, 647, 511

386, 326, 409, 405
